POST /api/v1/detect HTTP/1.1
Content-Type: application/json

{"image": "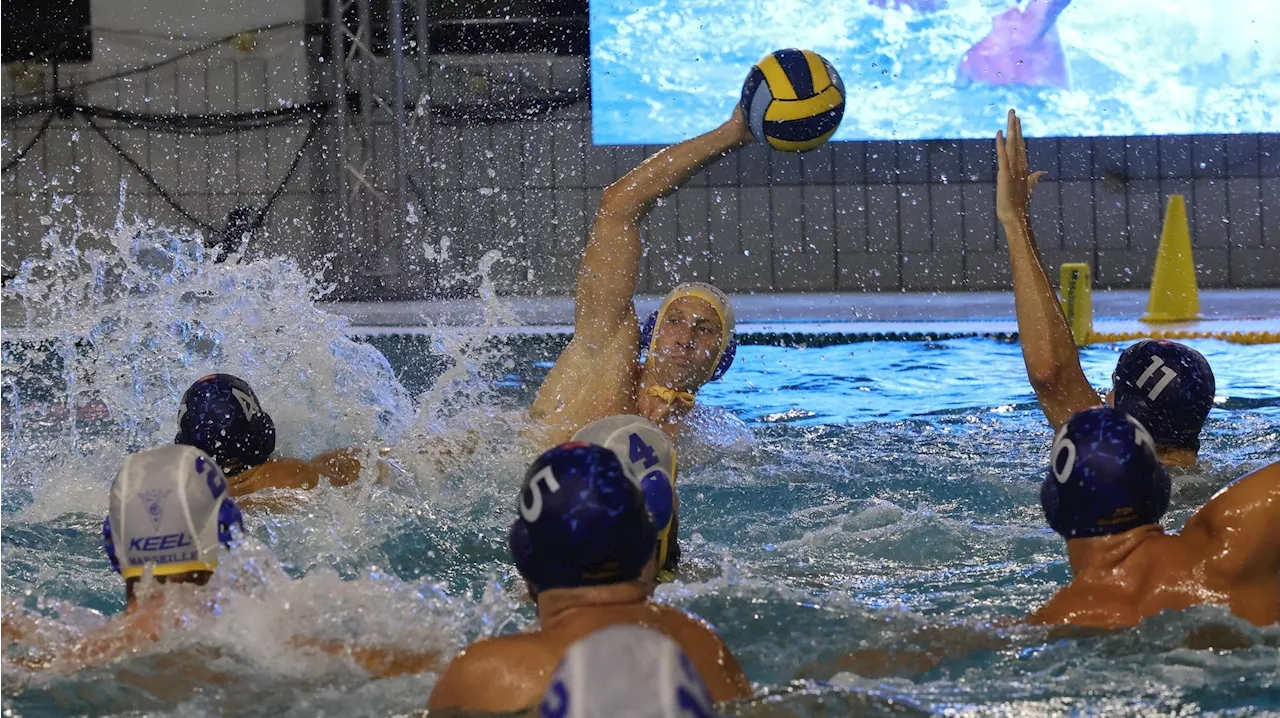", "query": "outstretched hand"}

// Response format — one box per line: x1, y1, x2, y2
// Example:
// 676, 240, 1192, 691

995, 109, 1046, 226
